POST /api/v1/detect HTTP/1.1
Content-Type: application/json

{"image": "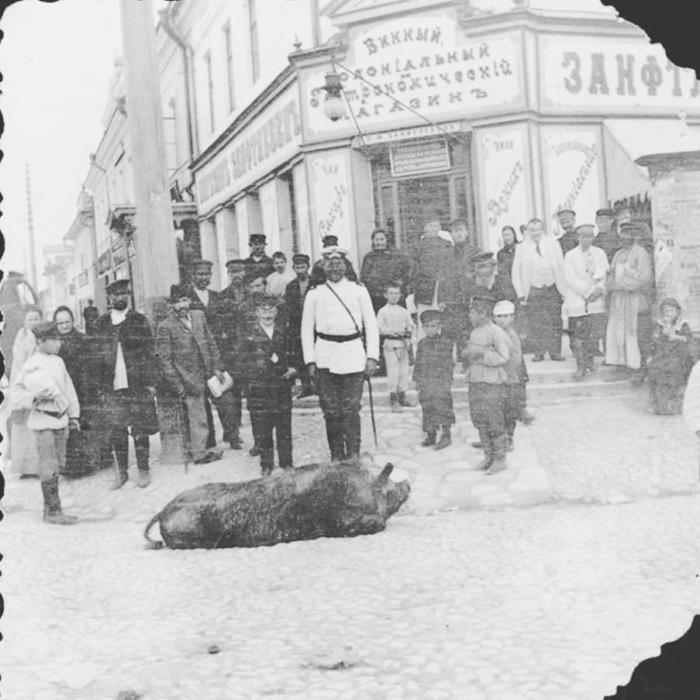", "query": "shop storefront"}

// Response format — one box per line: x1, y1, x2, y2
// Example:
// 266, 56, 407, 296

193, 75, 306, 287
292, 0, 700, 260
